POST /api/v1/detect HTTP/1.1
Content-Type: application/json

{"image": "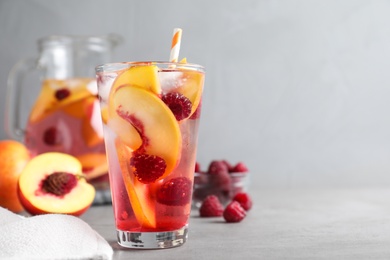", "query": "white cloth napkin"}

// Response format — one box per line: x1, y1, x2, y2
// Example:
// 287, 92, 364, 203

0, 207, 113, 260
